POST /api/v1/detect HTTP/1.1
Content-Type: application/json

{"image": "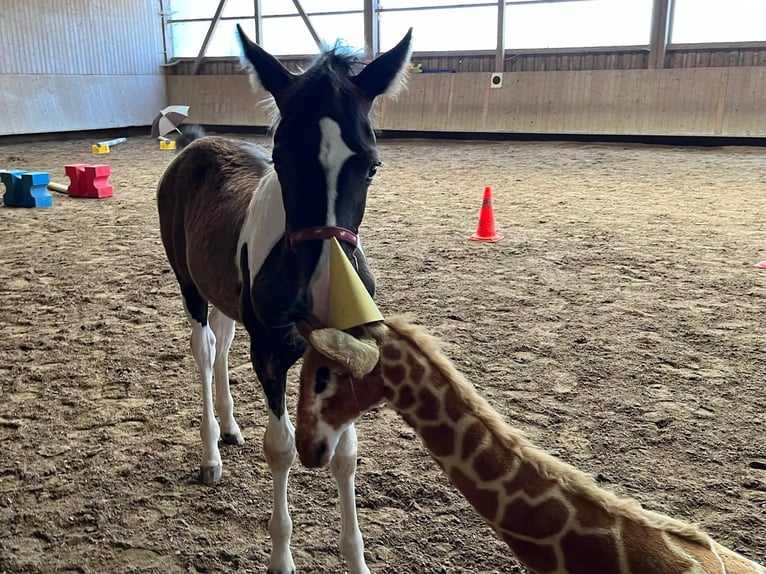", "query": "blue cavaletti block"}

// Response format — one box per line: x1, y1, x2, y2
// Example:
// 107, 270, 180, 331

0, 170, 53, 207
22, 172, 53, 208
1, 170, 28, 206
